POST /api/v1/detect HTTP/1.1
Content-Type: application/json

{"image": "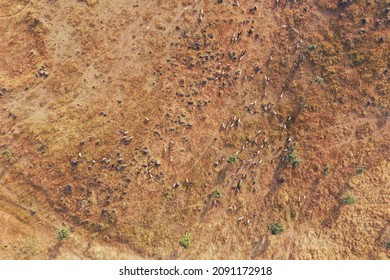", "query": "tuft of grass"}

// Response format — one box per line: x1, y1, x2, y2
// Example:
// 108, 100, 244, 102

268, 222, 284, 235
356, 166, 365, 175
213, 189, 222, 198
342, 195, 356, 205
314, 76, 324, 84
323, 165, 331, 176
56, 228, 70, 241
180, 233, 192, 249
227, 154, 237, 164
